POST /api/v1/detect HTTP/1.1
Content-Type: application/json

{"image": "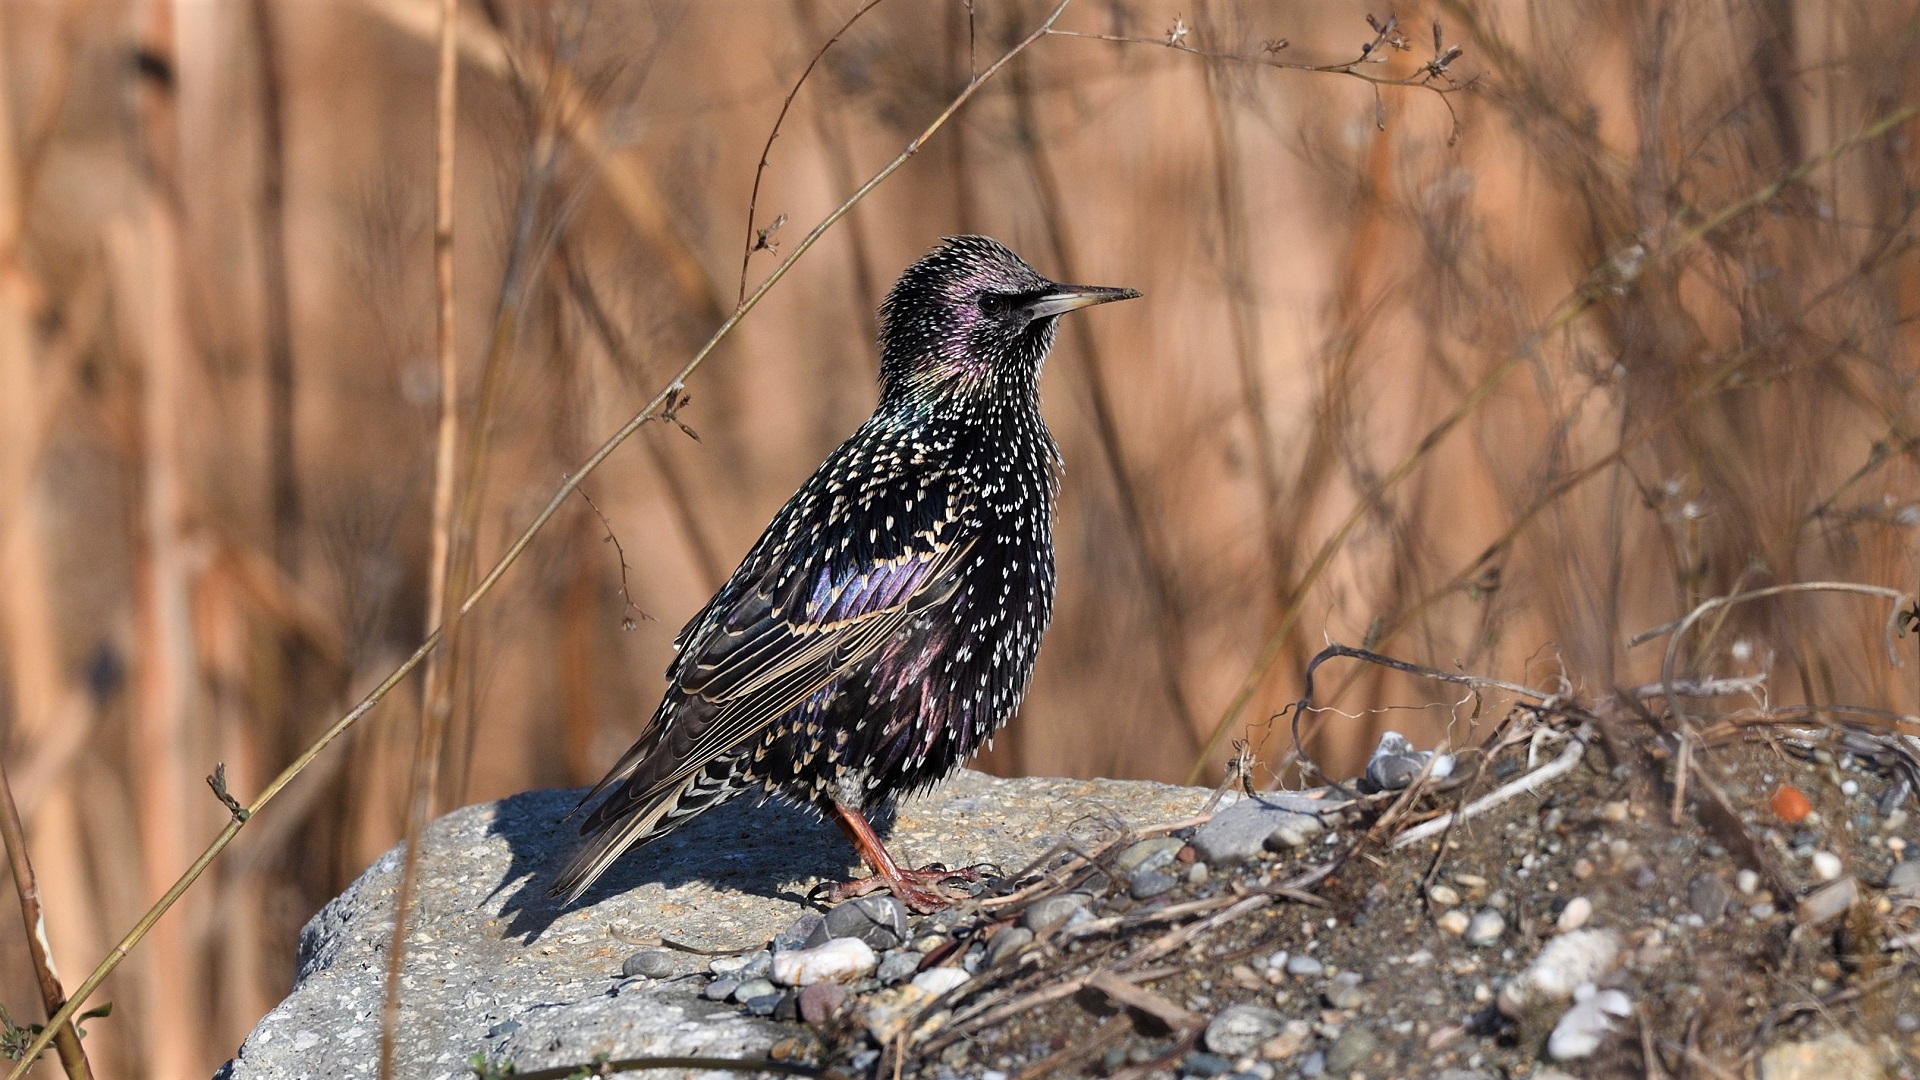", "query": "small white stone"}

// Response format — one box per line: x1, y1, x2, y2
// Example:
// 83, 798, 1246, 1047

1428, 884, 1461, 907
769, 937, 877, 987
911, 966, 972, 996
1466, 909, 1507, 946
1547, 986, 1632, 1060
1556, 897, 1593, 933
1811, 851, 1843, 881
1436, 910, 1471, 936
1735, 869, 1759, 895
